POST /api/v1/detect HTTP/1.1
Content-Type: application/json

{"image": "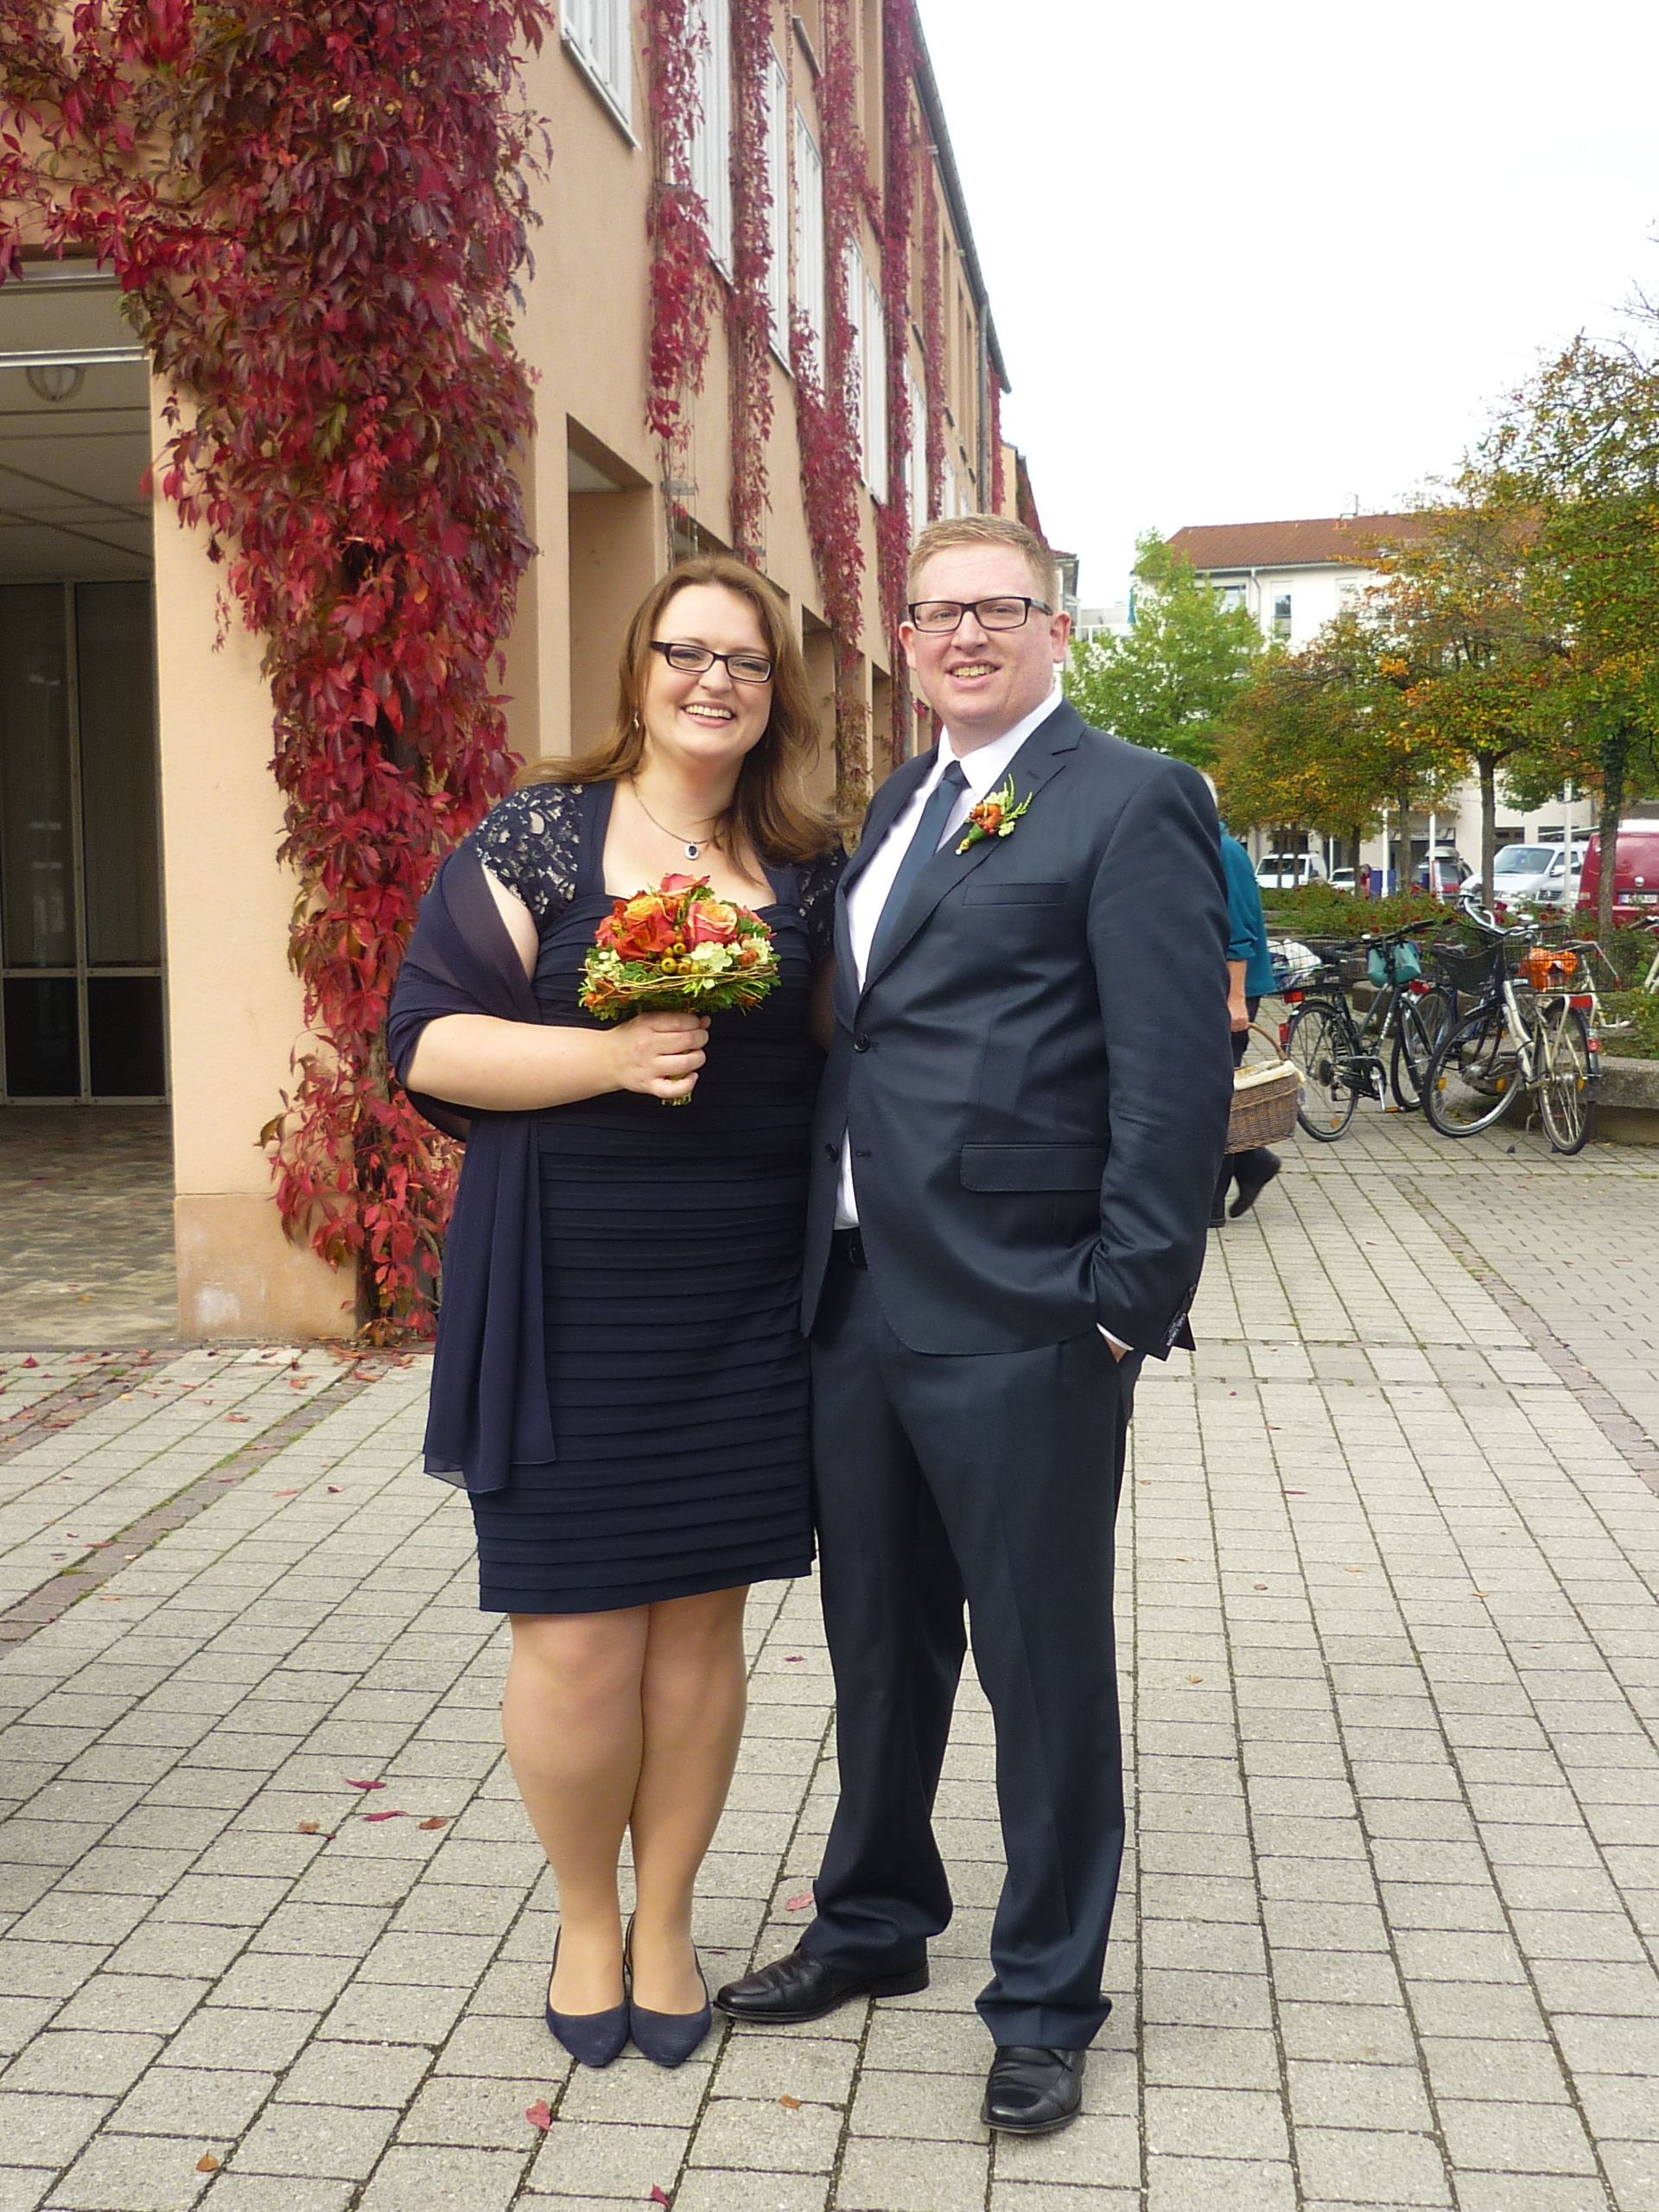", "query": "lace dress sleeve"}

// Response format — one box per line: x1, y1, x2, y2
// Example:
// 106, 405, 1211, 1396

467, 784, 583, 928
798, 842, 849, 966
